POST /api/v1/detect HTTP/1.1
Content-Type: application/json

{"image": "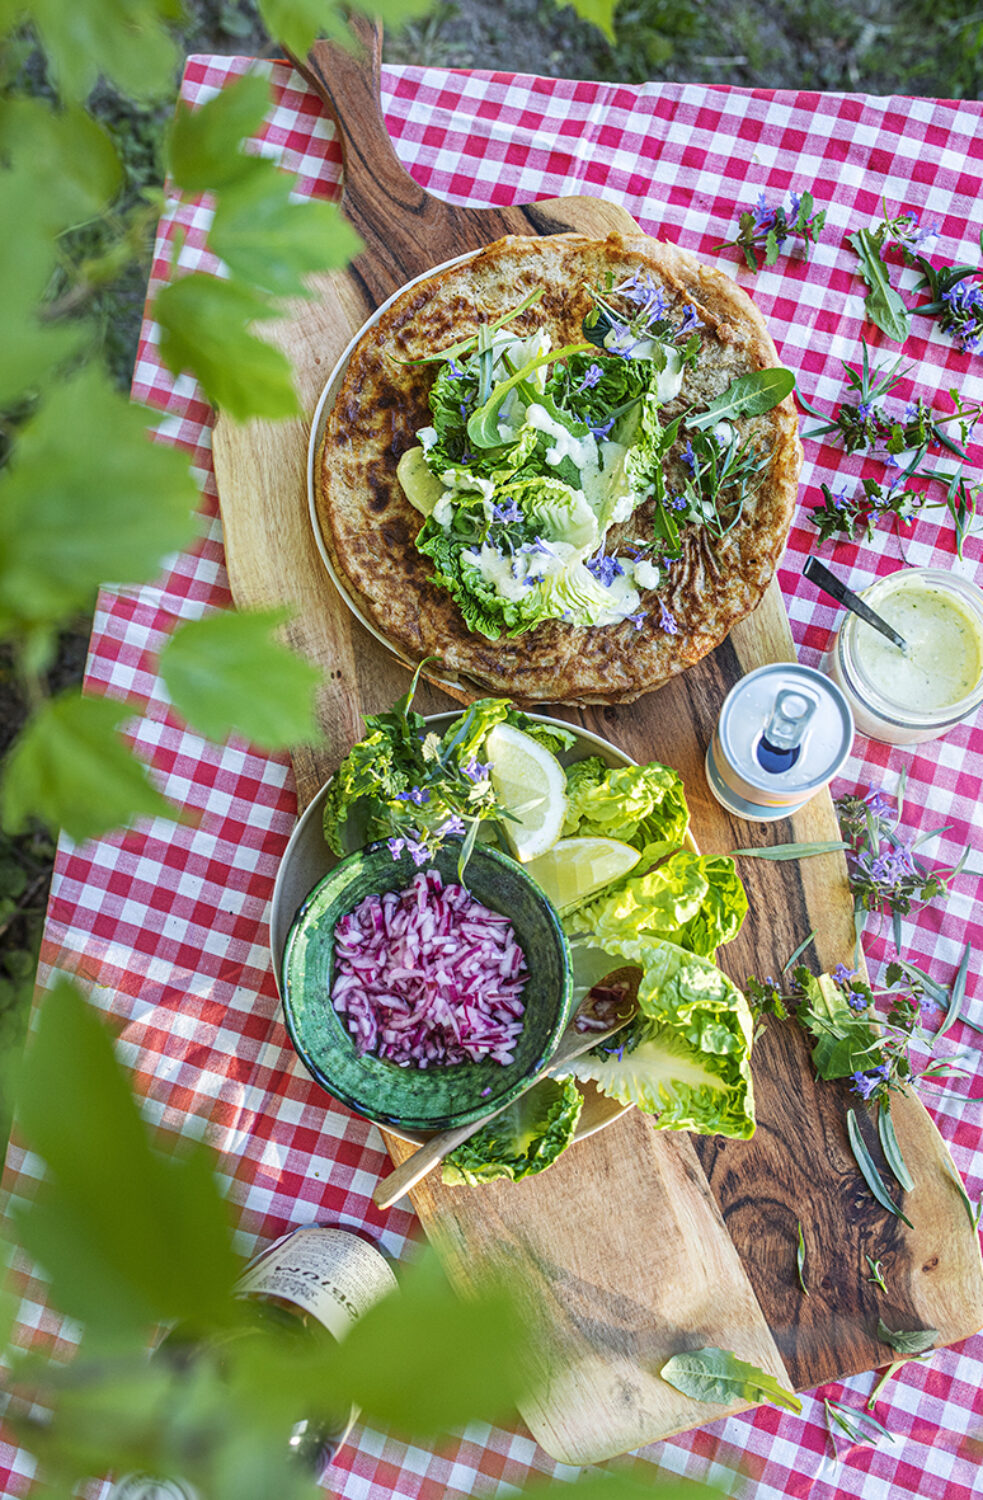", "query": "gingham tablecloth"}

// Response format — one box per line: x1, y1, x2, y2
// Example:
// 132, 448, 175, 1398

4, 54, 983, 1500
